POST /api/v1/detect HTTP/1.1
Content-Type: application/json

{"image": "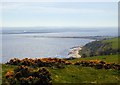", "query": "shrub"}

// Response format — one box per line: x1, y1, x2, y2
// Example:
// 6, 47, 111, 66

5, 66, 52, 85
7, 58, 21, 65
95, 63, 103, 69
73, 60, 120, 70
74, 61, 81, 65
112, 64, 120, 70
5, 71, 14, 79
104, 64, 112, 69
6, 58, 71, 68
